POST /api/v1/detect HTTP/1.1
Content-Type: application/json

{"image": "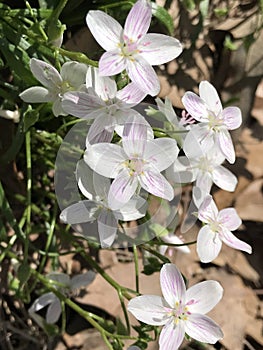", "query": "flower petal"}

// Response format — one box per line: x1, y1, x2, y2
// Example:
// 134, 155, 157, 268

84, 143, 125, 178
122, 118, 147, 157
139, 34, 182, 65
60, 61, 87, 88
108, 169, 138, 210
198, 195, 218, 223
116, 82, 147, 106
86, 66, 117, 100
161, 235, 191, 254
195, 172, 213, 194
70, 271, 96, 290
199, 81, 222, 116
217, 129, 235, 164
160, 263, 186, 307
159, 318, 185, 350
86, 10, 122, 51
99, 50, 126, 76
197, 225, 222, 263
30, 58, 62, 89
220, 227, 252, 254
62, 91, 104, 119
139, 168, 174, 201
212, 165, 237, 192
144, 138, 179, 172
60, 200, 99, 224
124, 0, 152, 40
183, 129, 204, 159
97, 209, 118, 247
182, 92, 208, 122
128, 295, 169, 326
218, 208, 241, 231
185, 314, 223, 344
52, 98, 66, 117
115, 195, 147, 221
126, 55, 160, 96
222, 106, 242, 130
186, 281, 223, 314
46, 297, 62, 324
19, 86, 53, 103
87, 114, 115, 144
29, 292, 57, 314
